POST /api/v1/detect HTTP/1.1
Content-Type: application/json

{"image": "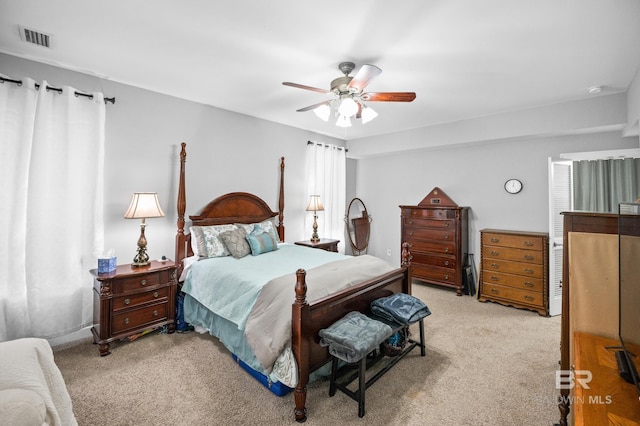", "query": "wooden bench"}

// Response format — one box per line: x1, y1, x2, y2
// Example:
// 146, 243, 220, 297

327, 315, 426, 418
